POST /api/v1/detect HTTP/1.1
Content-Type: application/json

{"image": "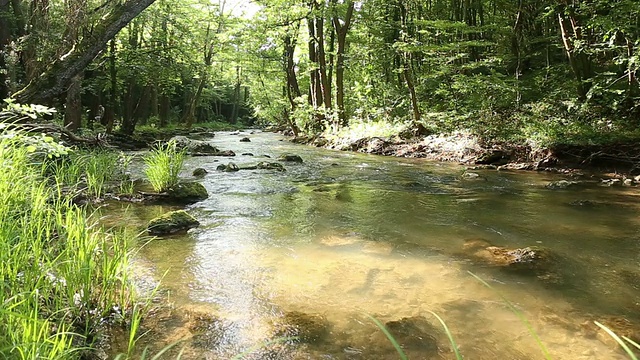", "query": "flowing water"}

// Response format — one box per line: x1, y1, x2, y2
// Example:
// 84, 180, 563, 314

104, 131, 640, 359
